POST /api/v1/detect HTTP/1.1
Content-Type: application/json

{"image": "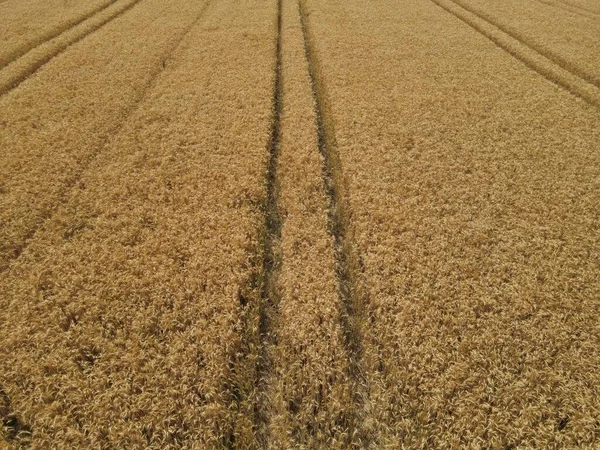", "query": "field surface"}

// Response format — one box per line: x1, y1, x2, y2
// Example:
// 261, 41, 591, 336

0, 0, 598, 448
